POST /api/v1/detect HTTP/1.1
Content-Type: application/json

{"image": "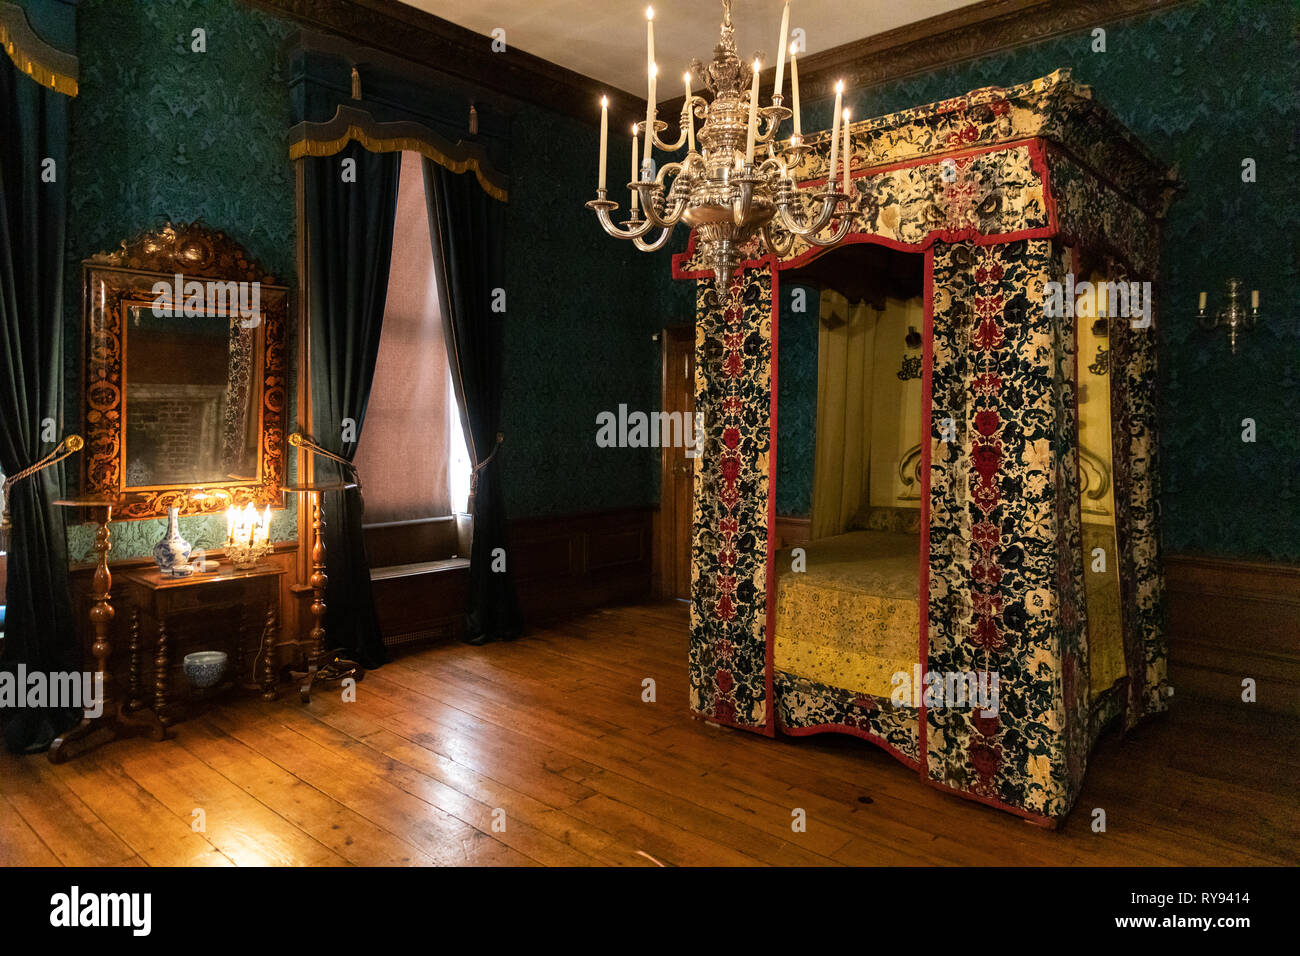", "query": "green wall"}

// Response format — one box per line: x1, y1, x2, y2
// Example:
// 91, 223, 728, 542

64, 0, 297, 561
748, 0, 1299, 562
499, 108, 679, 518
